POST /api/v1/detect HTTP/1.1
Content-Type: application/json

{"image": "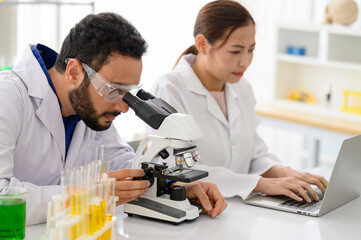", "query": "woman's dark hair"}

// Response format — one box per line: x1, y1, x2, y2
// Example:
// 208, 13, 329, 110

174, 0, 254, 67
55, 12, 148, 72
